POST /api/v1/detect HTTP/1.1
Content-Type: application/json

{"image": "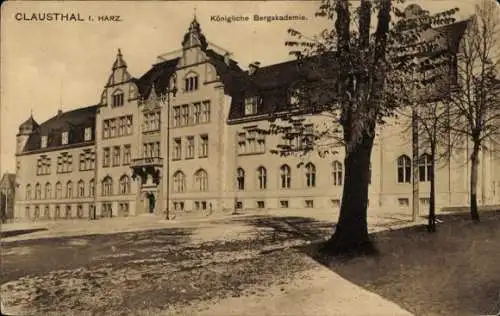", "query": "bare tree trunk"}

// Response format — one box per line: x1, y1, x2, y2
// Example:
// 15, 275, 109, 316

428, 143, 436, 232
326, 131, 375, 255
470, 141, 480, 221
